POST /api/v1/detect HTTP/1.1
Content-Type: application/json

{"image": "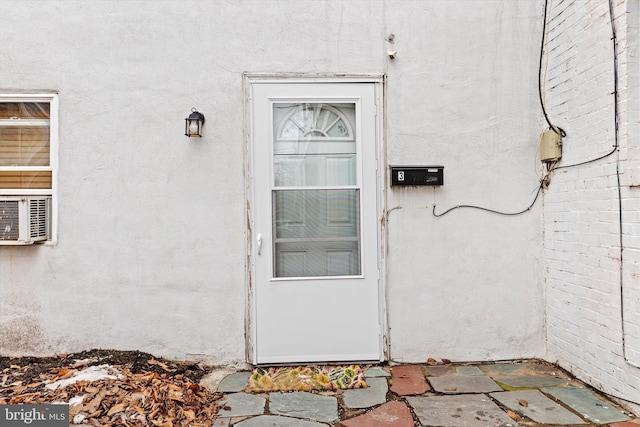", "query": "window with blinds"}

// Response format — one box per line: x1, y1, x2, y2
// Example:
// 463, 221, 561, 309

0, 97, 55, 191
